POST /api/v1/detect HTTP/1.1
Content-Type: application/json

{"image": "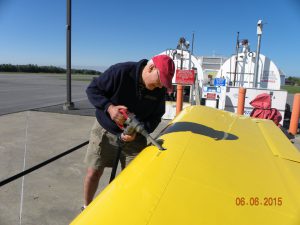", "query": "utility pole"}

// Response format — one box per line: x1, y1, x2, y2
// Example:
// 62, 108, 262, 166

63, 0, 74, 110
253, 20, 263, 88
